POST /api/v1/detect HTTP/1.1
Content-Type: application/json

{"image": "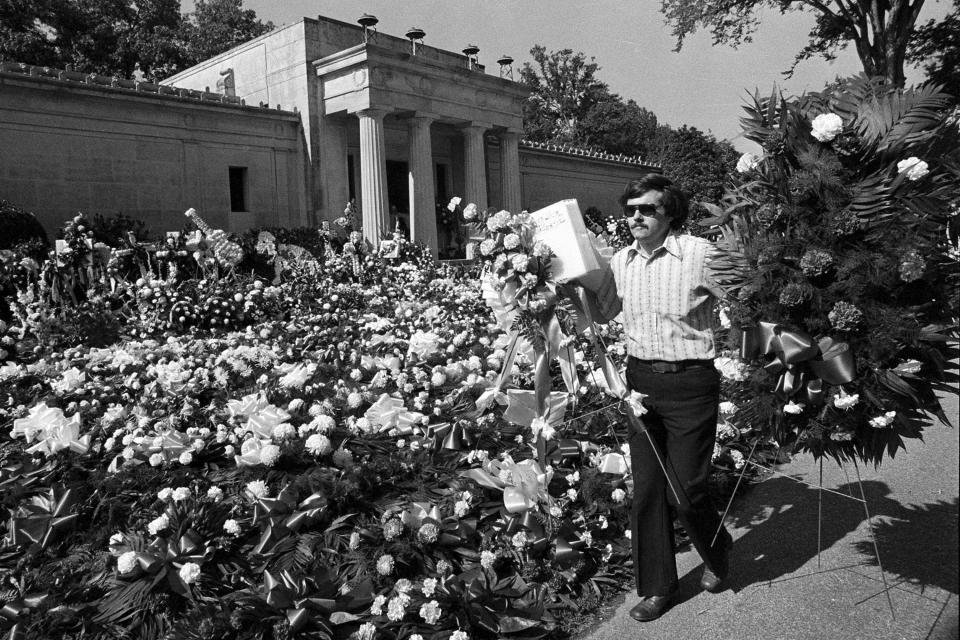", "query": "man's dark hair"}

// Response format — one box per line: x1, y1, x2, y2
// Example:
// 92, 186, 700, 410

618, 174, 689, 230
